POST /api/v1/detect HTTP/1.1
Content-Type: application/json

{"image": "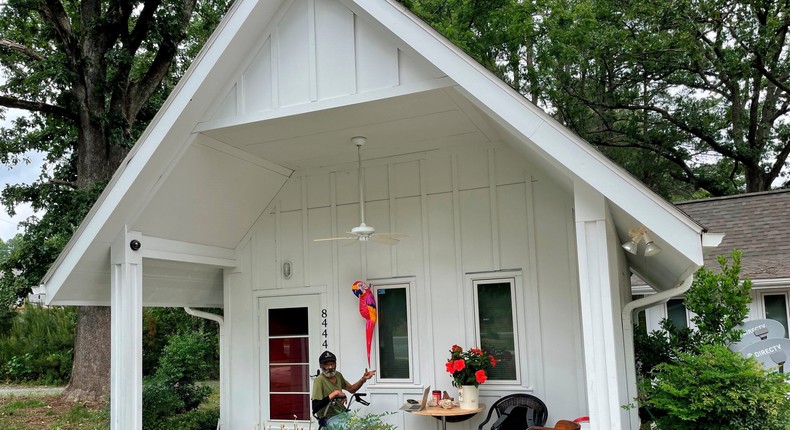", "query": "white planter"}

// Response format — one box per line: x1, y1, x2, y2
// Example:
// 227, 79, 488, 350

458, 385, 479, 409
